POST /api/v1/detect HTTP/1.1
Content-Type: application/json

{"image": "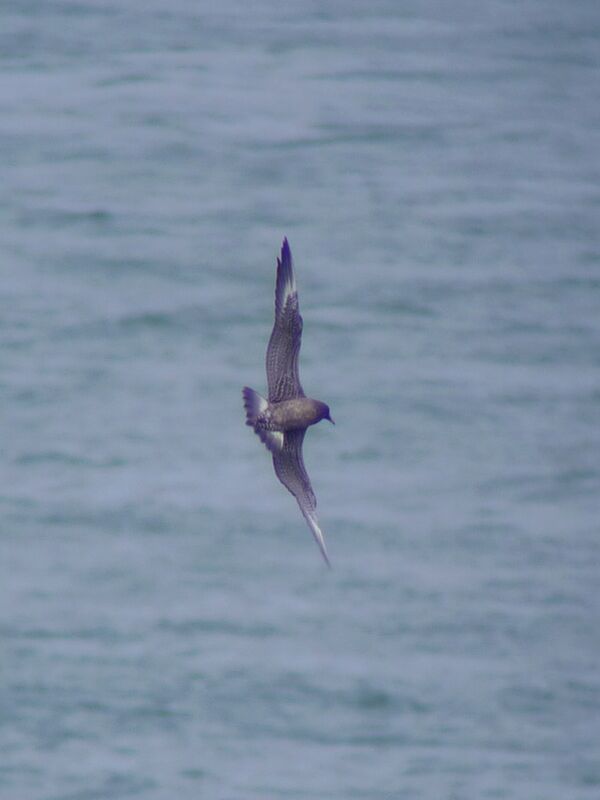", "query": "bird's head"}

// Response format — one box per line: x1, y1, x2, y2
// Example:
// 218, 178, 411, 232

318, 402, 335, 425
